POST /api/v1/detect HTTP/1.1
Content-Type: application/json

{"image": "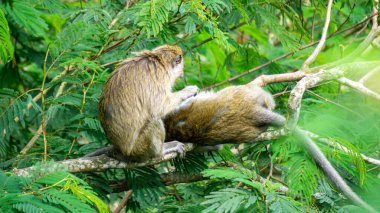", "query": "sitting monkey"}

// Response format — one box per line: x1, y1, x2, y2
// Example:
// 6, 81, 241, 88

98, 45, 198, 162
